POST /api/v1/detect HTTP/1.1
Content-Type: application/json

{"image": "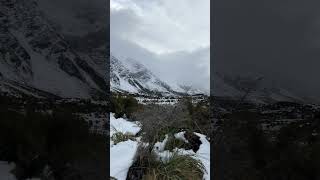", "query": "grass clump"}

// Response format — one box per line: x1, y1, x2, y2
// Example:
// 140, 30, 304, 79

111, 132, 135, 145
164, 135, 190, 151
127, 145, 206, 180
143, 153, 205, 180
151, 127, 181, 144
